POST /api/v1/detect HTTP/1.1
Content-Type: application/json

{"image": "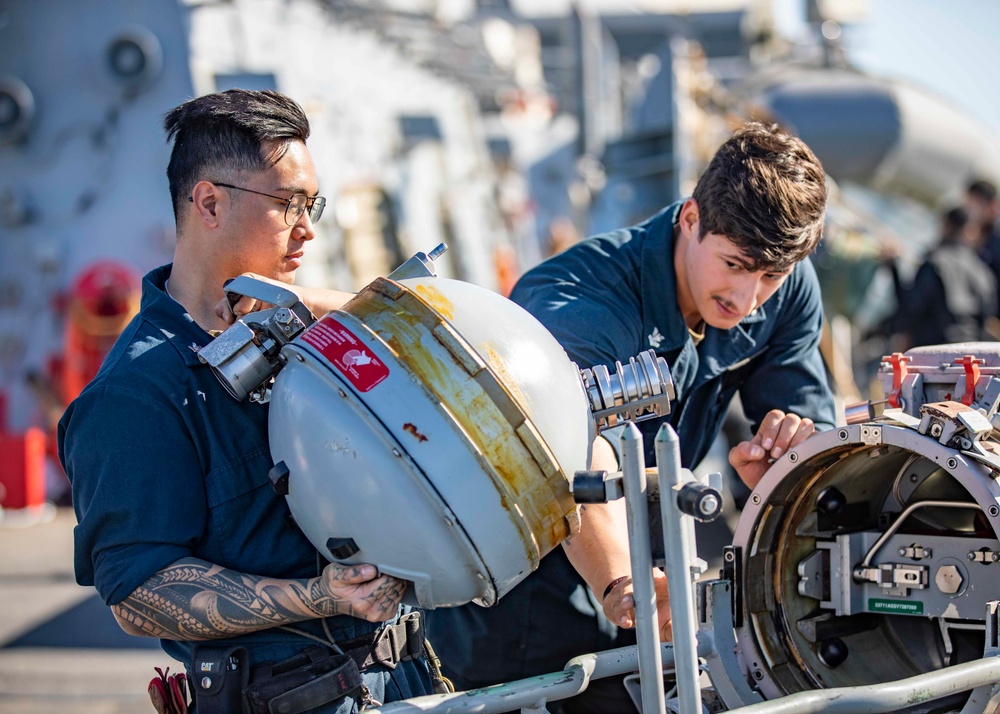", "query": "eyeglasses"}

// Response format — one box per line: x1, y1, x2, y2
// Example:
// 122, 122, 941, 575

188, 182, 326, 226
